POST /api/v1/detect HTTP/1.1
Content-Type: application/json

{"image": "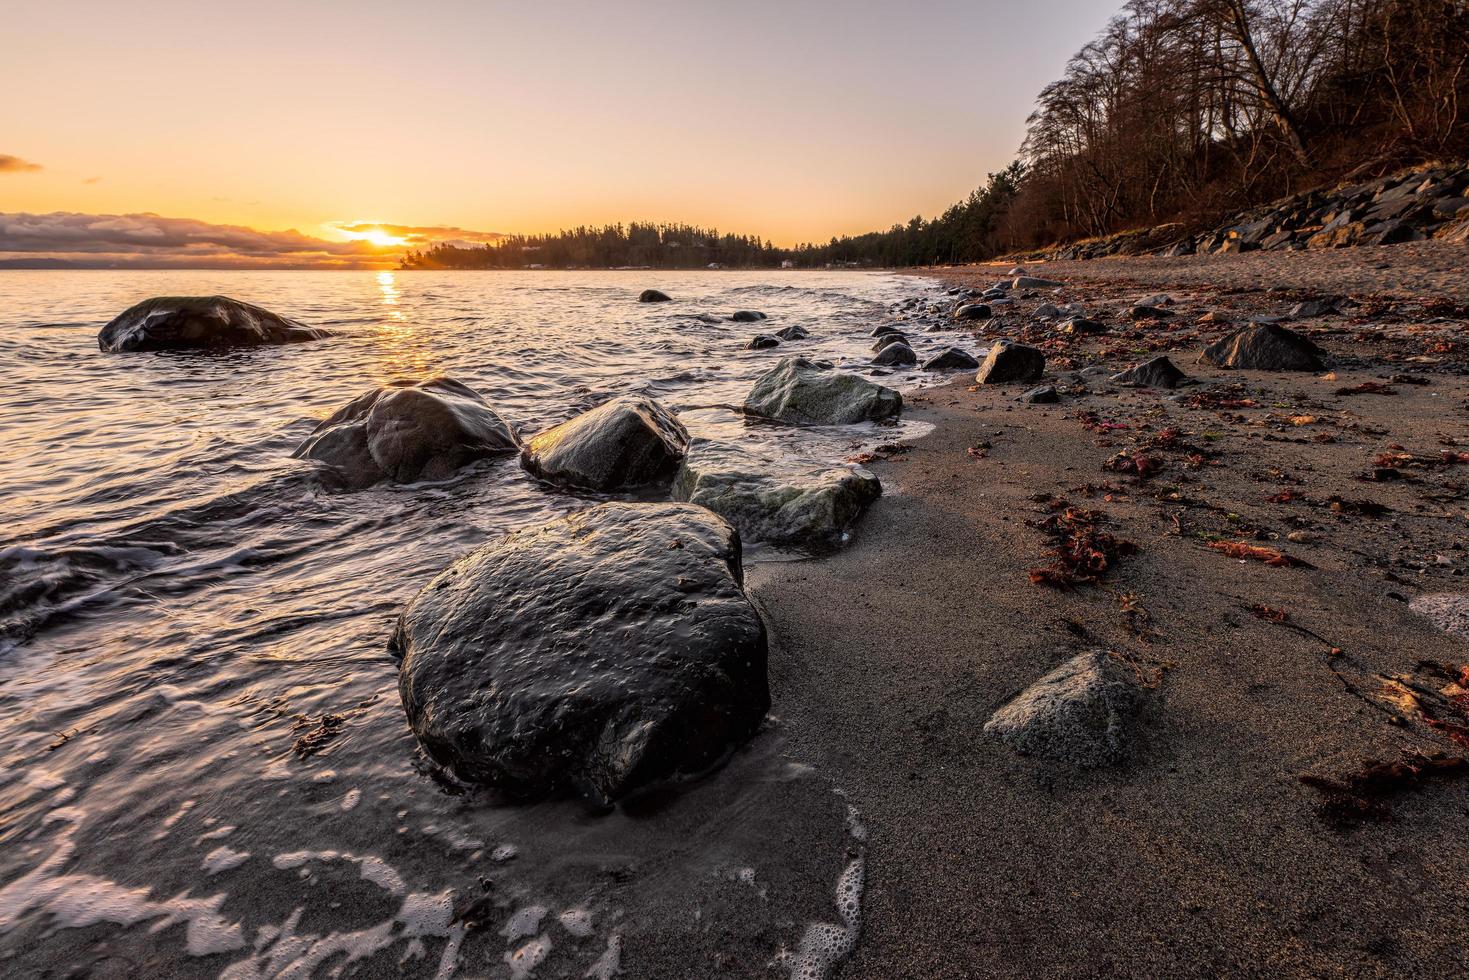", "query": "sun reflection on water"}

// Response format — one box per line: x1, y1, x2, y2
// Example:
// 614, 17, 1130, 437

371, 271, 436, 378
